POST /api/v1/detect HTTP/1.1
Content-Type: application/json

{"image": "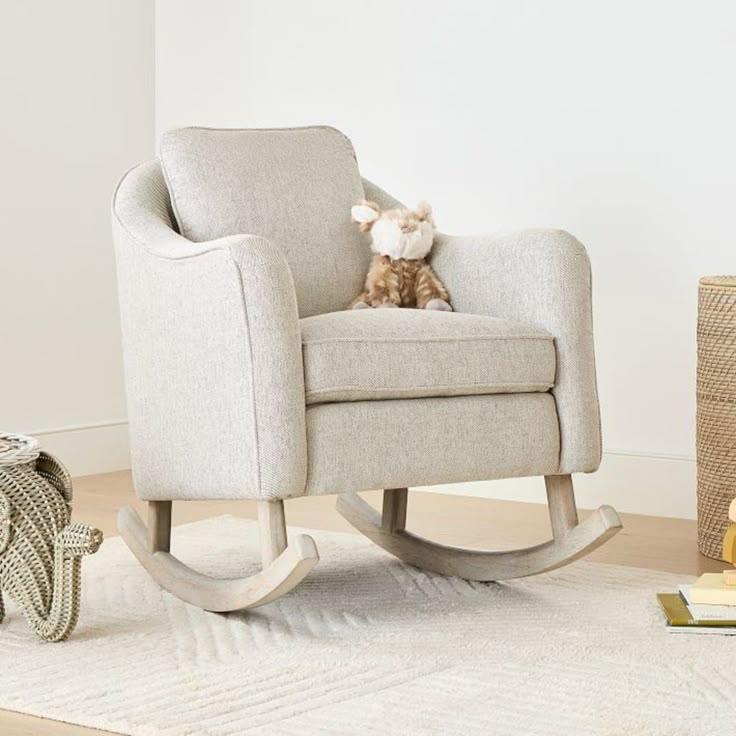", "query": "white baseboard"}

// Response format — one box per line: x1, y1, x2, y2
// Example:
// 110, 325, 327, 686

417, 449, 697, 520
29, 420, 130, 478
26, 421, 696, 520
